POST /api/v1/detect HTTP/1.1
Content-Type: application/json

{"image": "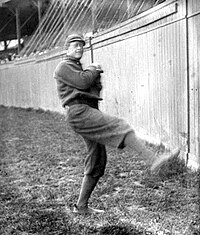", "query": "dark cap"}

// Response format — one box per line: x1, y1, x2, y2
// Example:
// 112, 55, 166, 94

64, 34, 85, 49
